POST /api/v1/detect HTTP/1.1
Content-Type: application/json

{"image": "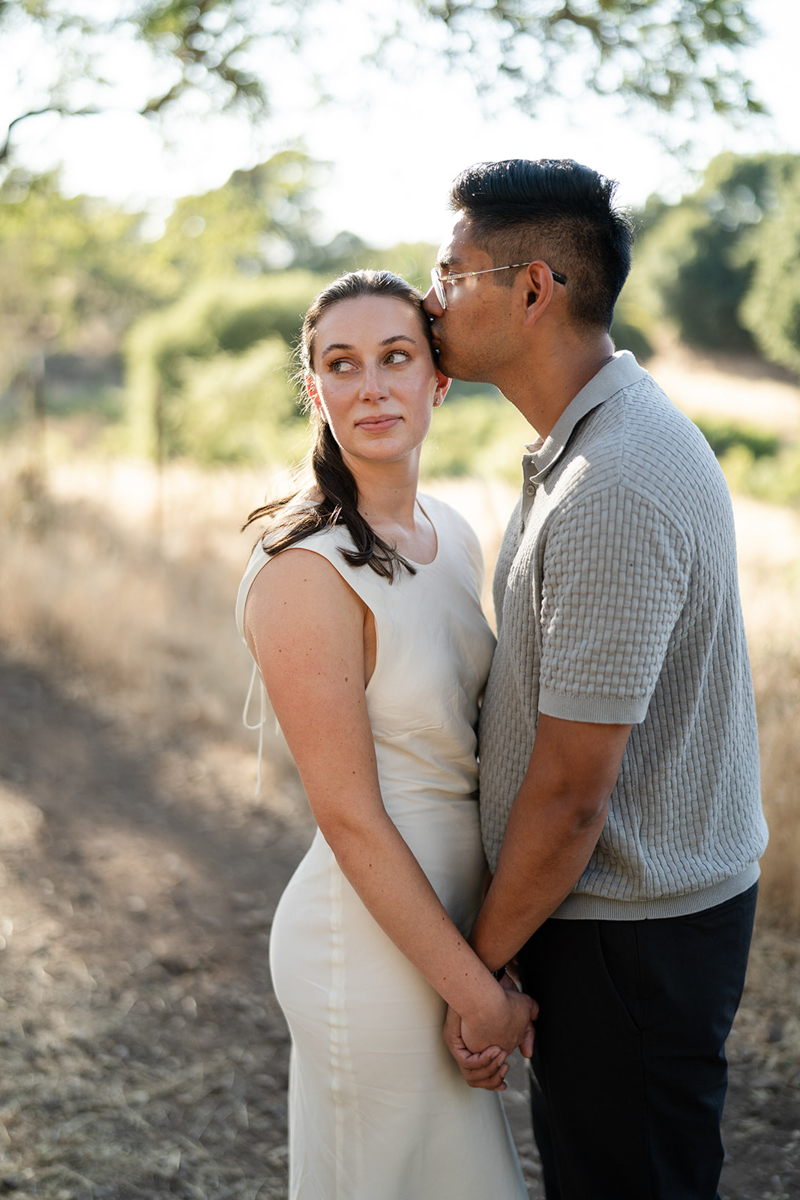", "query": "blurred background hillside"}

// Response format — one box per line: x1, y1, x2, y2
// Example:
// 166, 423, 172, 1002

2, 2, 800, 1197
